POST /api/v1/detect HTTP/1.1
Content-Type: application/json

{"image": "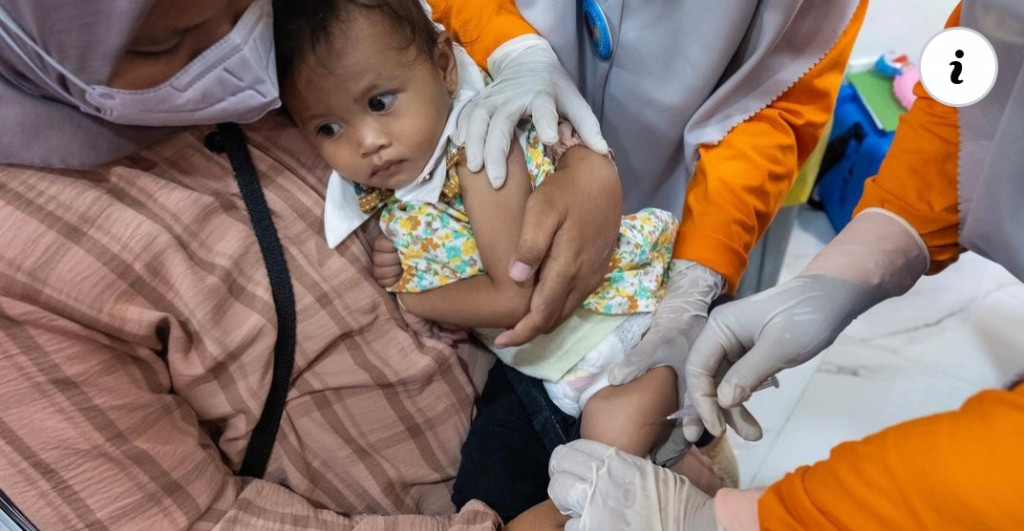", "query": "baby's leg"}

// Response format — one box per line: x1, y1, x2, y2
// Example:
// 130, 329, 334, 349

504, 499, 568, 530
510, 368, 677, 529
580, 366, 677, 456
